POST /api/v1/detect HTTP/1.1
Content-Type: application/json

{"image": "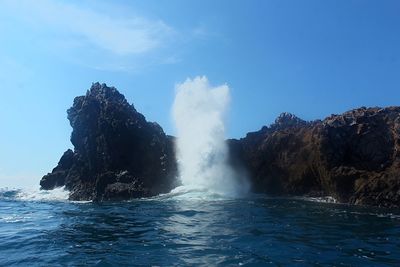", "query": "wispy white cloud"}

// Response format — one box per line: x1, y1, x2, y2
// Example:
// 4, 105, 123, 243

192, 26, 211, 39
0, 1, 222, 72
1, 0, 174, 56
191, 22, 223, 41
